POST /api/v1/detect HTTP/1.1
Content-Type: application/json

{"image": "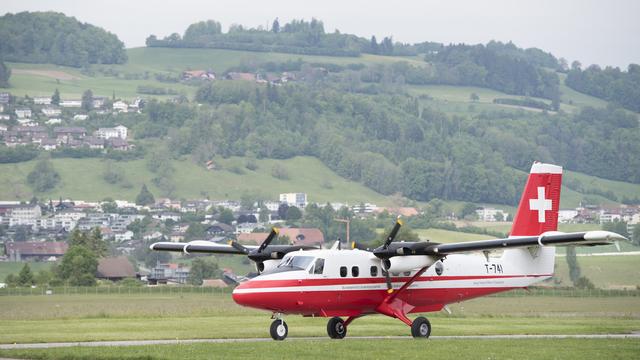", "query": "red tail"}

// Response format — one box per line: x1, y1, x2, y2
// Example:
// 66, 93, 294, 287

510, 162, 563, 237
